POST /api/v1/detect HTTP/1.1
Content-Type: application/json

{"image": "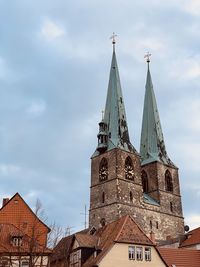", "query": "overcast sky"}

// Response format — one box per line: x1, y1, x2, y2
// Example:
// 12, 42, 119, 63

0, 0, 200, 232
